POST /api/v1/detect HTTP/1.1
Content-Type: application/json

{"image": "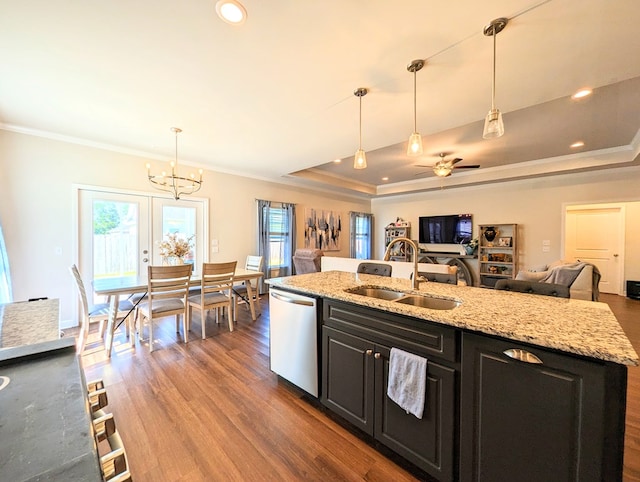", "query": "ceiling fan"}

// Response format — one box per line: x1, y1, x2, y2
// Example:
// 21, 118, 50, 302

415, 153, 480, 177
